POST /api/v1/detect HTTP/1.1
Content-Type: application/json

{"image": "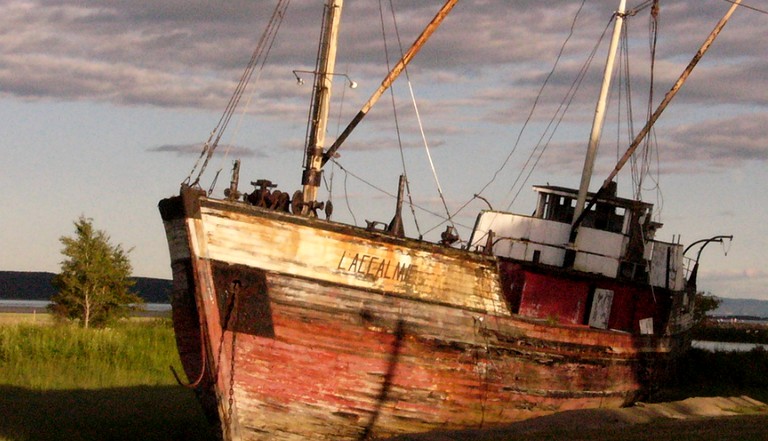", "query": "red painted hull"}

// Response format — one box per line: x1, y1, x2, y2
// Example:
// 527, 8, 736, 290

160, 191, 691, 440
